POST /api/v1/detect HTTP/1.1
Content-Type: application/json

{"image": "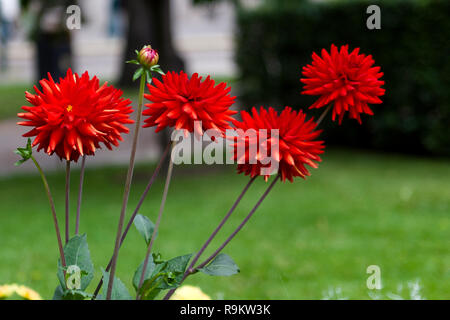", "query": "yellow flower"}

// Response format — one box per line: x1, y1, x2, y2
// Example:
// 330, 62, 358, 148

15, 285, 42, 300
170, 285, 211, 300
0, 284, 18, 299
0, 284, 42, 300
